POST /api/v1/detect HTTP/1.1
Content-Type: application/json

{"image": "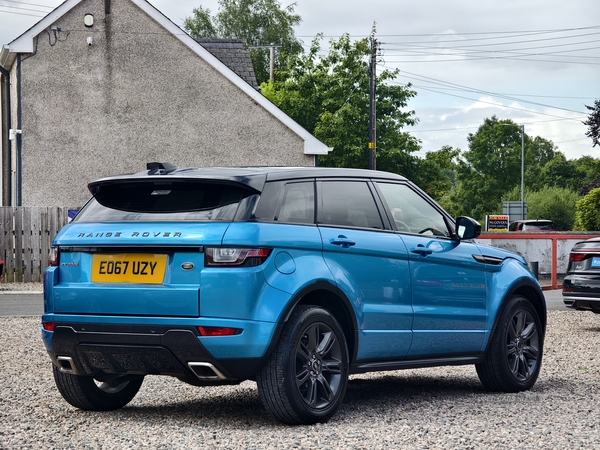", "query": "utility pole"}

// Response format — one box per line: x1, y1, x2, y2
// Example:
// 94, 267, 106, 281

249, 43, 281, 83
269, 43, 275, 83
368, 37, 377, 170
